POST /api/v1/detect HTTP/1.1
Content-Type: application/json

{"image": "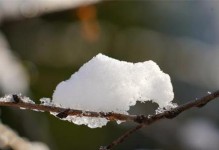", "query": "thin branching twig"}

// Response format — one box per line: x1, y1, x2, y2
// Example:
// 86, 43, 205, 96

100, 90, 219, 149
0, 90, 219, 150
